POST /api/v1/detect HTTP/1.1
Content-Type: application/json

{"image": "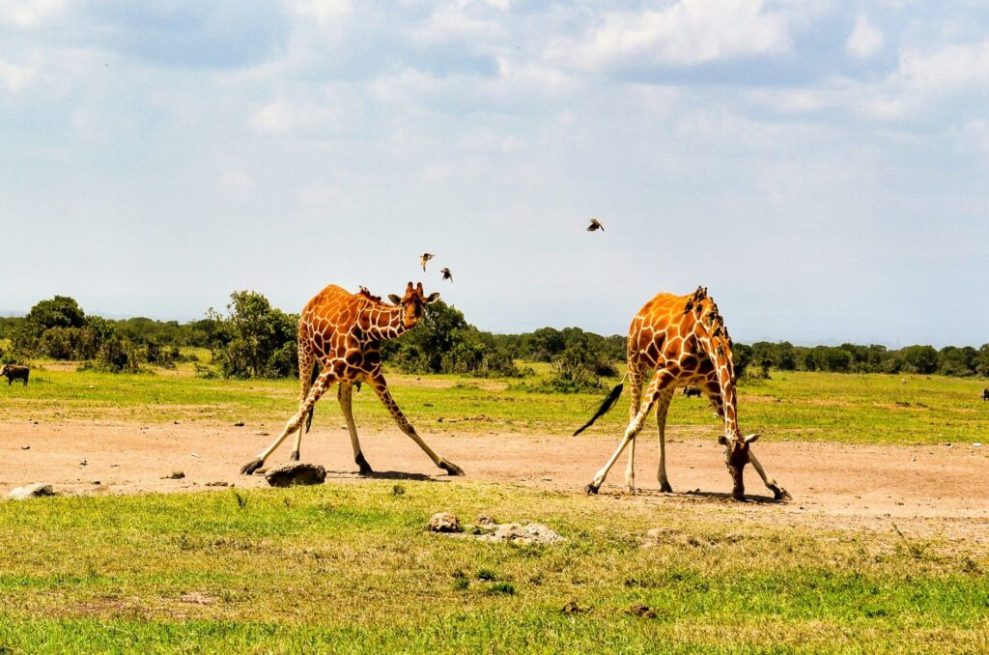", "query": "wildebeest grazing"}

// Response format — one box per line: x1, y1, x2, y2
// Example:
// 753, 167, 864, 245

983, 388, 989, 401
1, 364, 29, 386
682, 386, 702, 398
